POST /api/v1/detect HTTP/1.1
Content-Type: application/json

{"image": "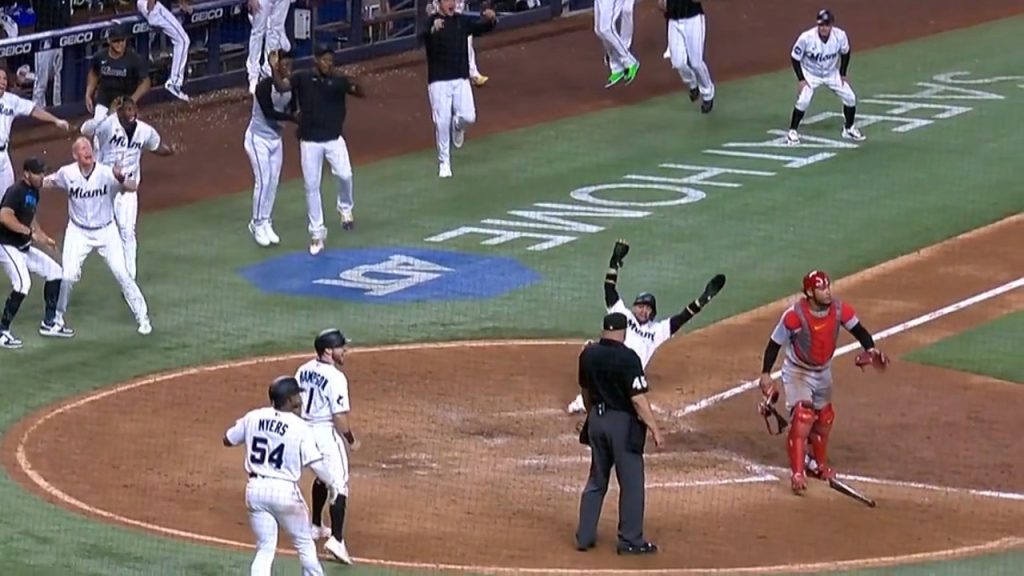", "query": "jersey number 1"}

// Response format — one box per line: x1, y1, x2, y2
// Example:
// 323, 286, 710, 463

250, 436, 285, 469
